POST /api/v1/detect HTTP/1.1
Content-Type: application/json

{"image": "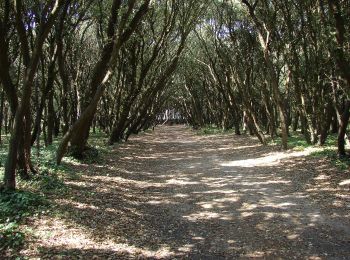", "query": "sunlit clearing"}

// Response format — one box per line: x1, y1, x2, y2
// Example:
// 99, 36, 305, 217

238, 180, 291, 186
135, 156, 159, 159
147, 199, 177, 205
184, 211, 232, 221
192, 236, 204, 241
339, 179, 350, 186
245, 251, 266, 258
174, 193, 189, 198
192, 189, 236, 194
91, 175, 163, 189
178, 244, 194, 253
220, 148, 319, 167
287, 234, 300, 240
167, 178, 199, 185
232, 145, 261, 150
56, 200, 99, 210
